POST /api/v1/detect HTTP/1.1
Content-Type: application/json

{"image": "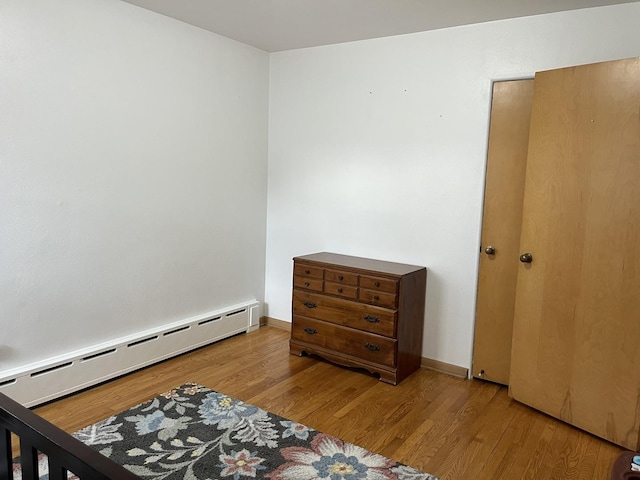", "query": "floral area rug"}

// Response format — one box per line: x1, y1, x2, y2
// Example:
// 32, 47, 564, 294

14, 382, 438, 480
